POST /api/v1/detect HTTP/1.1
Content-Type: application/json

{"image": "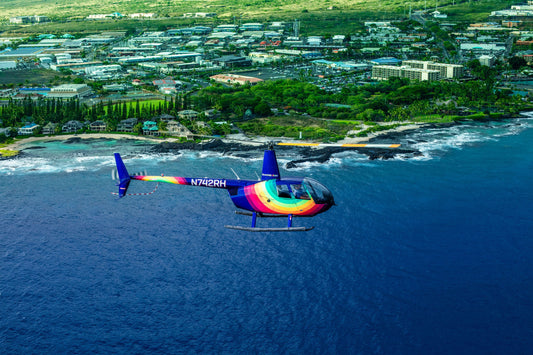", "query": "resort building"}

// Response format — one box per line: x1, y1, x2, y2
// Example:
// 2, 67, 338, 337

117, 118, 139, 133
178, 110, 199, 120
42, 122, 58, 135
18, 123, 40, 135
166, 120, 193, 138
0, 127, 13, 137
402, 60, 464, 79
62, 120, 85, 133
89, 120, 107, 132
142, 121, 159, 136
372, 65, 440, 81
